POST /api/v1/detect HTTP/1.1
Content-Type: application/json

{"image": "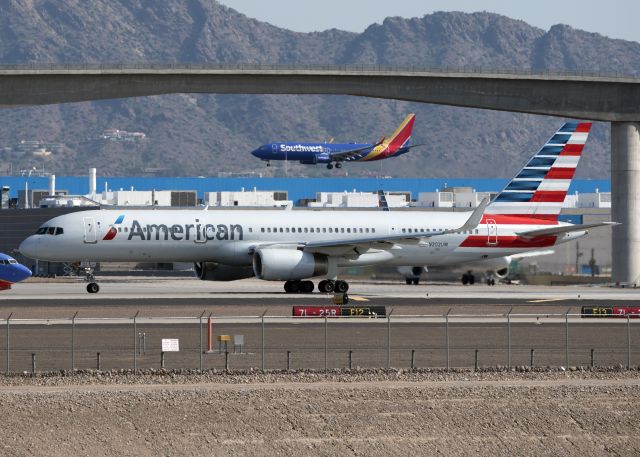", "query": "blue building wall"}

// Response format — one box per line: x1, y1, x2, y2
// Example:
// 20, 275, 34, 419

0, 176, 611, 205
